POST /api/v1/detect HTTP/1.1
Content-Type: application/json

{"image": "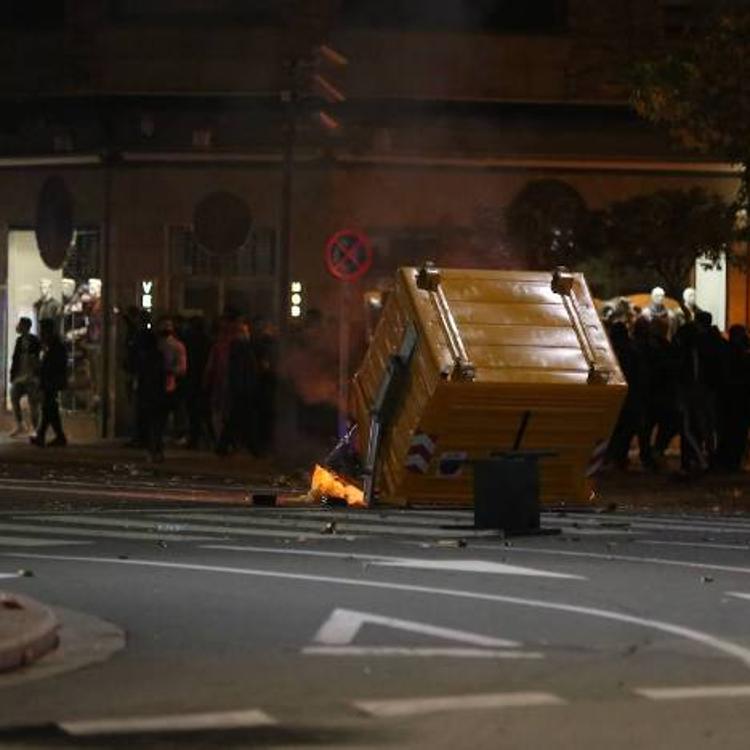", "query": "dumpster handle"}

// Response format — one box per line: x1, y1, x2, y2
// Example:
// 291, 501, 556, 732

551, 267, 609, 385
416, 262, 475, 381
